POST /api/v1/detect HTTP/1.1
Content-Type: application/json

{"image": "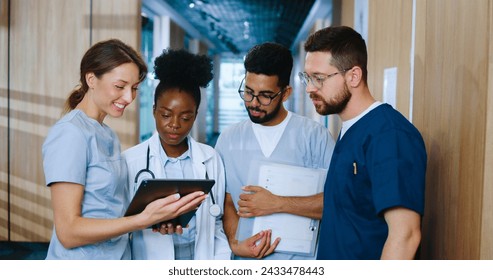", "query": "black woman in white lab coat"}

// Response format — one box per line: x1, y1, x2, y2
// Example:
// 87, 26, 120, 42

123, 49, 230, 260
